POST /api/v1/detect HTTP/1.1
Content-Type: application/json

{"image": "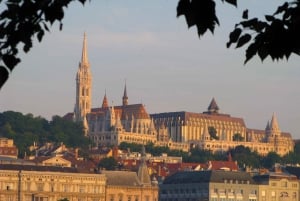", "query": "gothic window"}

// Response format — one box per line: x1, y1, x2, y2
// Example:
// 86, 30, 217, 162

86, 88, 89, 96
82, 88, 85, 96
